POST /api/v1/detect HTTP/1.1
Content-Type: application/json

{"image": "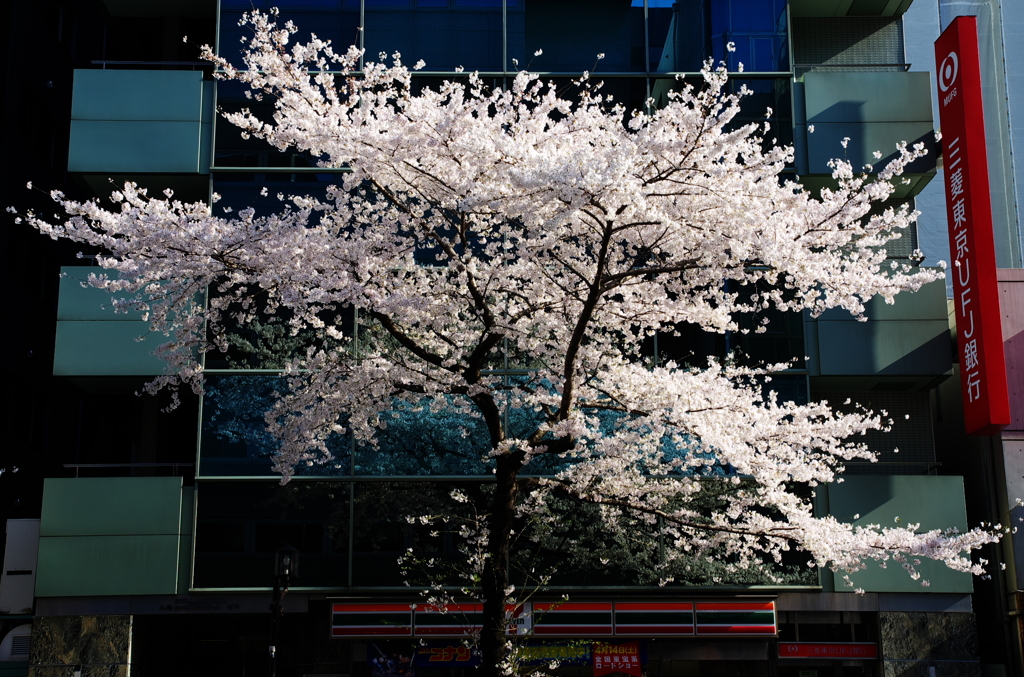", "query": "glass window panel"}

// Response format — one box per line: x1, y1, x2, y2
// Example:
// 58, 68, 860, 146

646, 2, 689, 72
355, 397, 492, 476
511, 483, 814, 587
193, 481, 349, 588
708, 0, 787, 72
364, 4, 503, 71
352, 481, 486, 586
203, 284, 354, 370
199, 374, 353, 477
729, 0, 776, 32
518, 0, 646, 73
275, 0, 342, 7
218, 8, 360, 70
